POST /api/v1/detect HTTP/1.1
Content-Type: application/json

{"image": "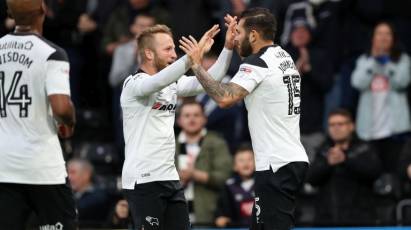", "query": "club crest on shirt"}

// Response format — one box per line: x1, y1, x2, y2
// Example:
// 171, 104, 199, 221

145, 216, 159, 226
